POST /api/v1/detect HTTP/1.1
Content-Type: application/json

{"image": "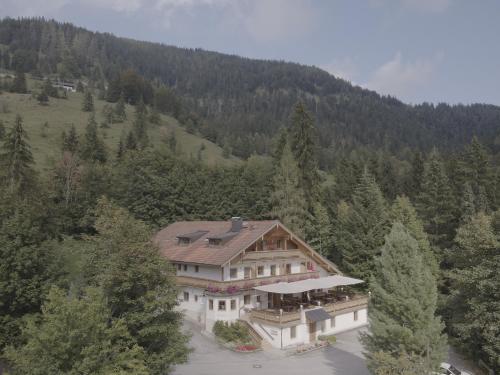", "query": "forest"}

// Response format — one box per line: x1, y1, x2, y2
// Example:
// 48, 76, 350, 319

0, 17, 499, 375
